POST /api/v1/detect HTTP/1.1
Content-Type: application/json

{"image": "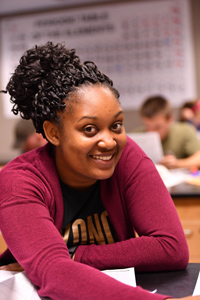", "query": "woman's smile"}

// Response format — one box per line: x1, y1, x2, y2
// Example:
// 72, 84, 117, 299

89, 152, 117, 167
91, 154, 114, 161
